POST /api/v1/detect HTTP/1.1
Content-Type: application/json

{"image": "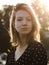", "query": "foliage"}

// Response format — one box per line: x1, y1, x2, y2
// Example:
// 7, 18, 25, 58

0, 5, 13, 30
31, 0, 49, 60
